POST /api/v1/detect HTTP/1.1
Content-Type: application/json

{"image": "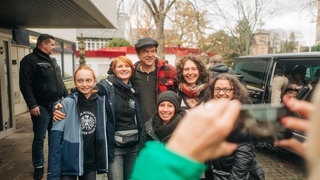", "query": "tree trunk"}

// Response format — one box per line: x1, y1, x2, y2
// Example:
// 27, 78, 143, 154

156, 15, 166, 59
